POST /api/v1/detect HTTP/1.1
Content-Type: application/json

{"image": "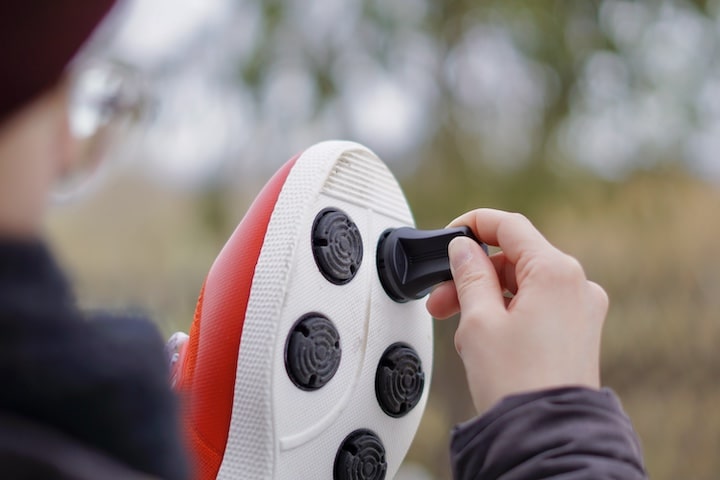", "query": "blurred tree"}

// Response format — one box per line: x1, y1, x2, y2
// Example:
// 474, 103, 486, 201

80, 1, 720, 478
101, 0, 720, 195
